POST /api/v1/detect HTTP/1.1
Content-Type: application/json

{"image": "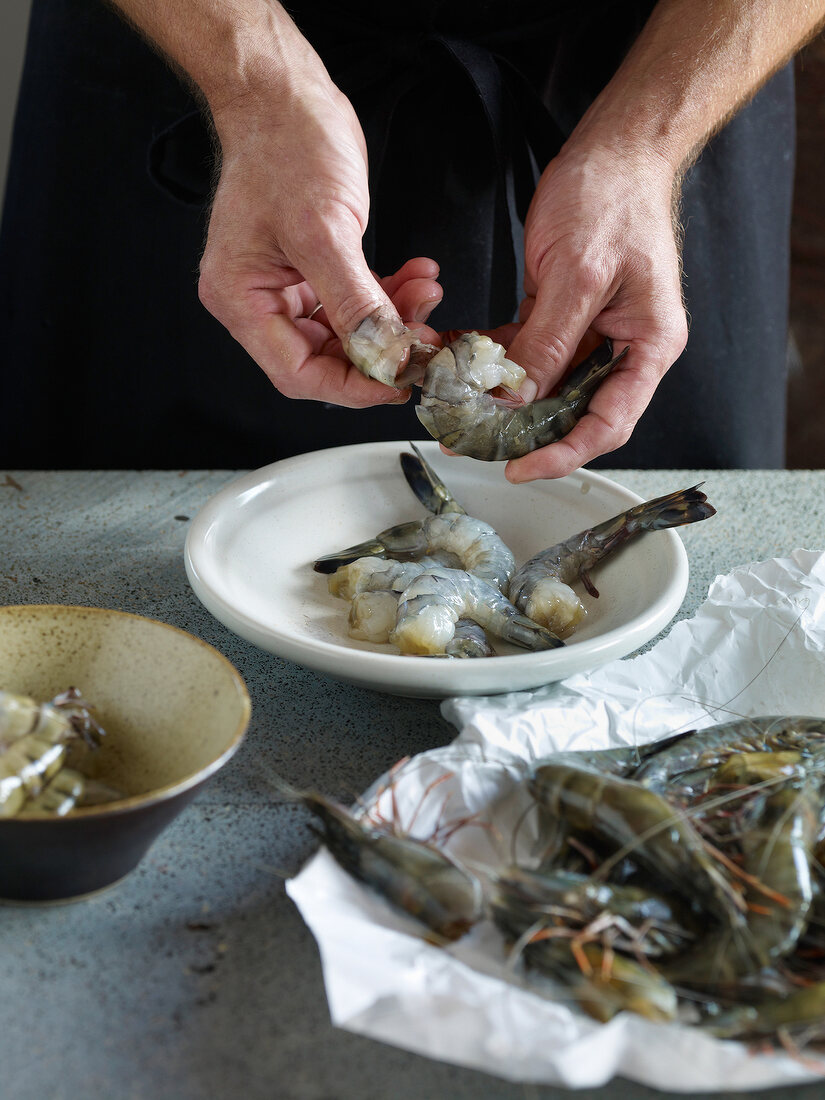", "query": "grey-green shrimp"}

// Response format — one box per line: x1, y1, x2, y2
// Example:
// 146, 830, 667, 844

489, 866, 697, 960
490, 889, 679, 1023
633, 716, 825, 797
705, 981, 825, 1041
392, 567, 564, 656
295, 784, 483, 941
507, 484, 716, 638
314, 511, 516, 591
663, 761, 821, 988
527, 759, 744, 927
416, 332, 628, 461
